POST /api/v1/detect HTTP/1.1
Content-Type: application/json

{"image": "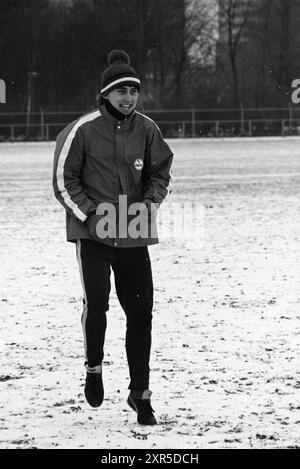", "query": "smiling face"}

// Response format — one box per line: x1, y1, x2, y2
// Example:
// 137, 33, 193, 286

106, 85, 139, 115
